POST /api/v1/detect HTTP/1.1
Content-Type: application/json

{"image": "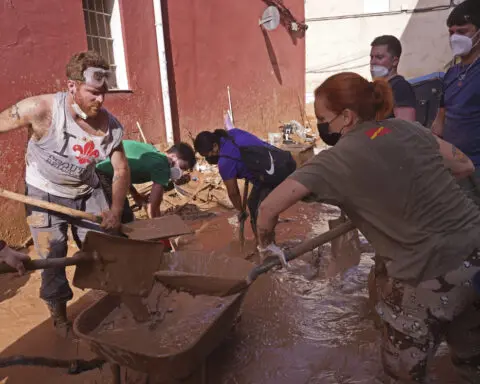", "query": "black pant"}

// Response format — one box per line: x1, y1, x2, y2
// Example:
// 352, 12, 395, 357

96, 170, 135, 224
247, 183, 274, 235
